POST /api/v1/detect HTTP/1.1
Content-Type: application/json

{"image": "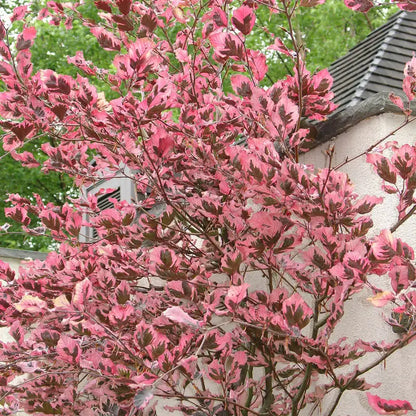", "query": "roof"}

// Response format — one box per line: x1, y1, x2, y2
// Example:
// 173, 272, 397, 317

329, 11, 416, 114
314, 11, 416, 144
0, 247, 48, 261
